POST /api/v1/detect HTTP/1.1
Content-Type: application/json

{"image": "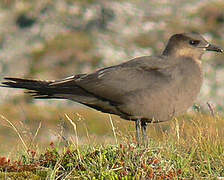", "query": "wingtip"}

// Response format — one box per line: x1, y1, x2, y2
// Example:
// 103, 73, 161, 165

0, 84, 9, 88
3, 77, 15, 80
3, 77, 24, 81
0, 80, 12, 87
